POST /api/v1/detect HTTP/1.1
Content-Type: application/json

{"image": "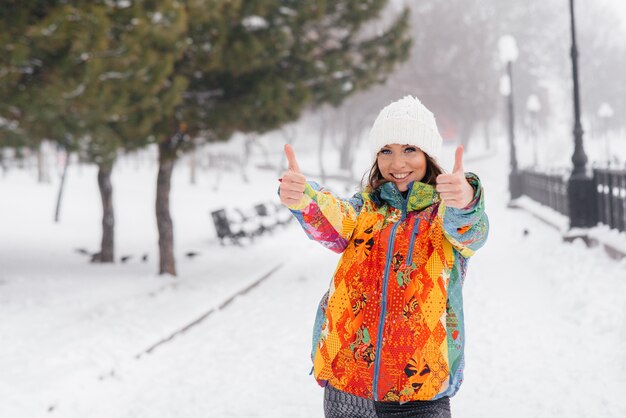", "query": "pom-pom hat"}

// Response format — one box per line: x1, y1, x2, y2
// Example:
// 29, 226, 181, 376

368, 96, 442, 162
